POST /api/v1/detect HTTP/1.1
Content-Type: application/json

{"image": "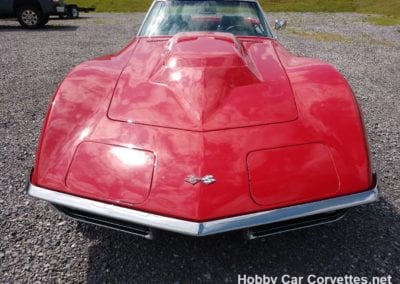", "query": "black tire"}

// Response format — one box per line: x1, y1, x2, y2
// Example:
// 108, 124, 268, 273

68, 6, 79, 19
16, 6, 45, 28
